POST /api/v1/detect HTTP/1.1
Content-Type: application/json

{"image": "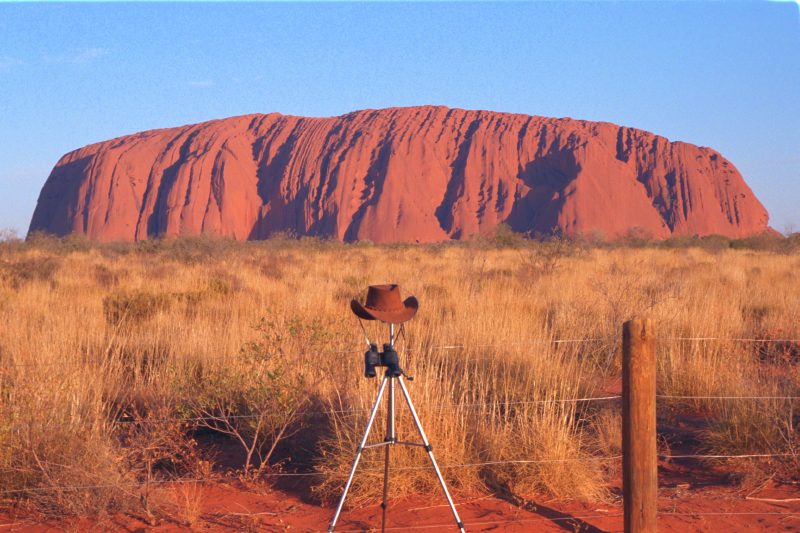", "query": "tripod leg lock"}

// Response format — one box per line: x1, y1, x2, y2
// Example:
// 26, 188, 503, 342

424, 444, 433, 452
457, 521, 464, 529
